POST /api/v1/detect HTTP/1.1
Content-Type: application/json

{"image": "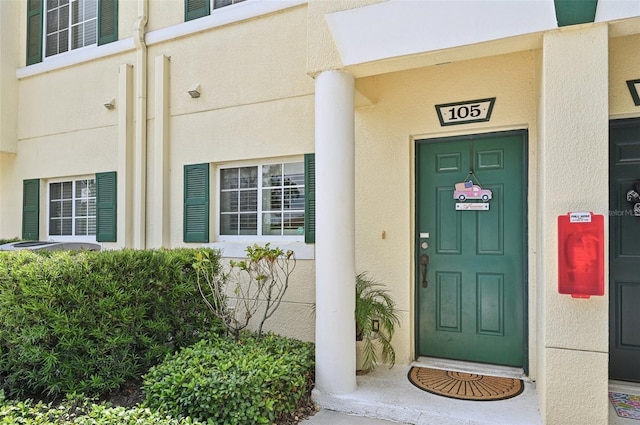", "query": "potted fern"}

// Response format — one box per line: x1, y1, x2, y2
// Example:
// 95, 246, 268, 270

355, 272, 400, 373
